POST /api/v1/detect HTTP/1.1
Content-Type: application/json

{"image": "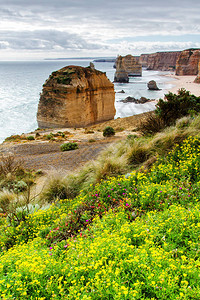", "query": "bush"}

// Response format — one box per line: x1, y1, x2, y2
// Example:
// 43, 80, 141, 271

46, 133, 54, 140
60, 142, 78, 151
156, 88, 200, 126
0, 154, 24, 176
103, 126, 115, 137
40, 173, 78, 203
138, 112, 166, 135
27, 135, 35, 141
